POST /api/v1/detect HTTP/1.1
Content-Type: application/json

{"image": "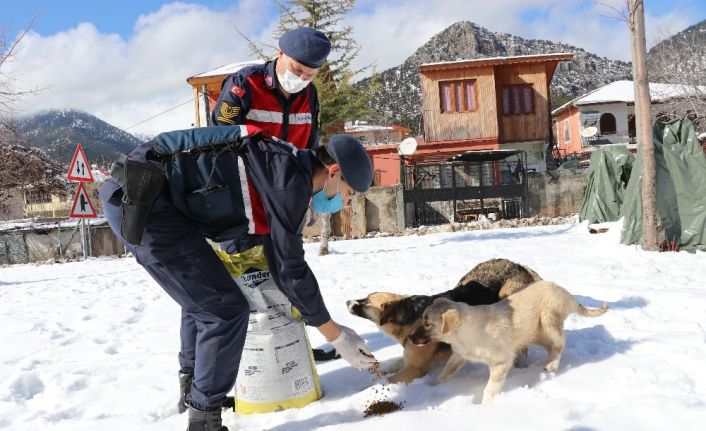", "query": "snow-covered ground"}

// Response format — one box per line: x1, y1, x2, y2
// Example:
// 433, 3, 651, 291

1, 221, 705, 430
